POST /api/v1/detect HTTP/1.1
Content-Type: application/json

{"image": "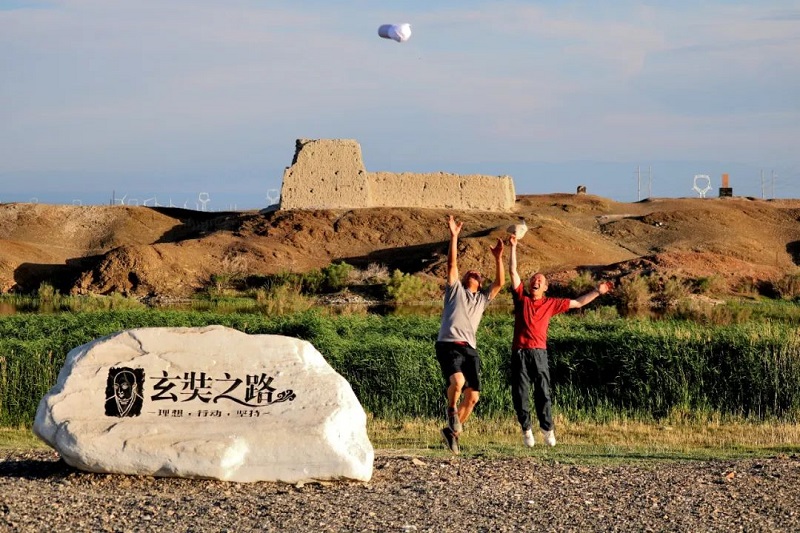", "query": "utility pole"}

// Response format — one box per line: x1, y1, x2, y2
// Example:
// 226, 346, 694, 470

648, 166, 652, 199
636, 166, 641, 201
761, 170, 765, 199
